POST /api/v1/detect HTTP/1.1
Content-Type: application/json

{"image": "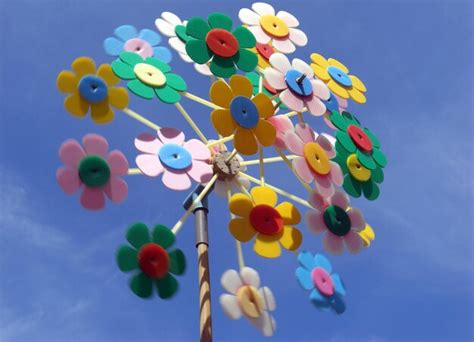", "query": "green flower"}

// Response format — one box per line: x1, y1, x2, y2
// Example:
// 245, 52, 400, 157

111, 52, 187, 103
247, 72, 288, 110
116, 223, 186, 299
185, 13, 257, 78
